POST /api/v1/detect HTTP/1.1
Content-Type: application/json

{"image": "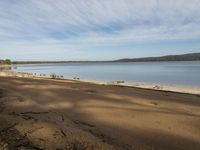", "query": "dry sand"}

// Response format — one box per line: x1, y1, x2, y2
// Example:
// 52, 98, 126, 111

0, 76, 200, 150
